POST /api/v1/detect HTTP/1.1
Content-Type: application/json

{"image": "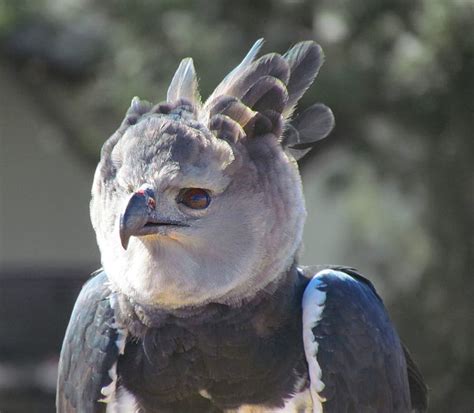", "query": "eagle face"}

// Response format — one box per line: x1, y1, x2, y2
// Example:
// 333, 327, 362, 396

90, 103, 306, 309
89, 40, 333, 309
